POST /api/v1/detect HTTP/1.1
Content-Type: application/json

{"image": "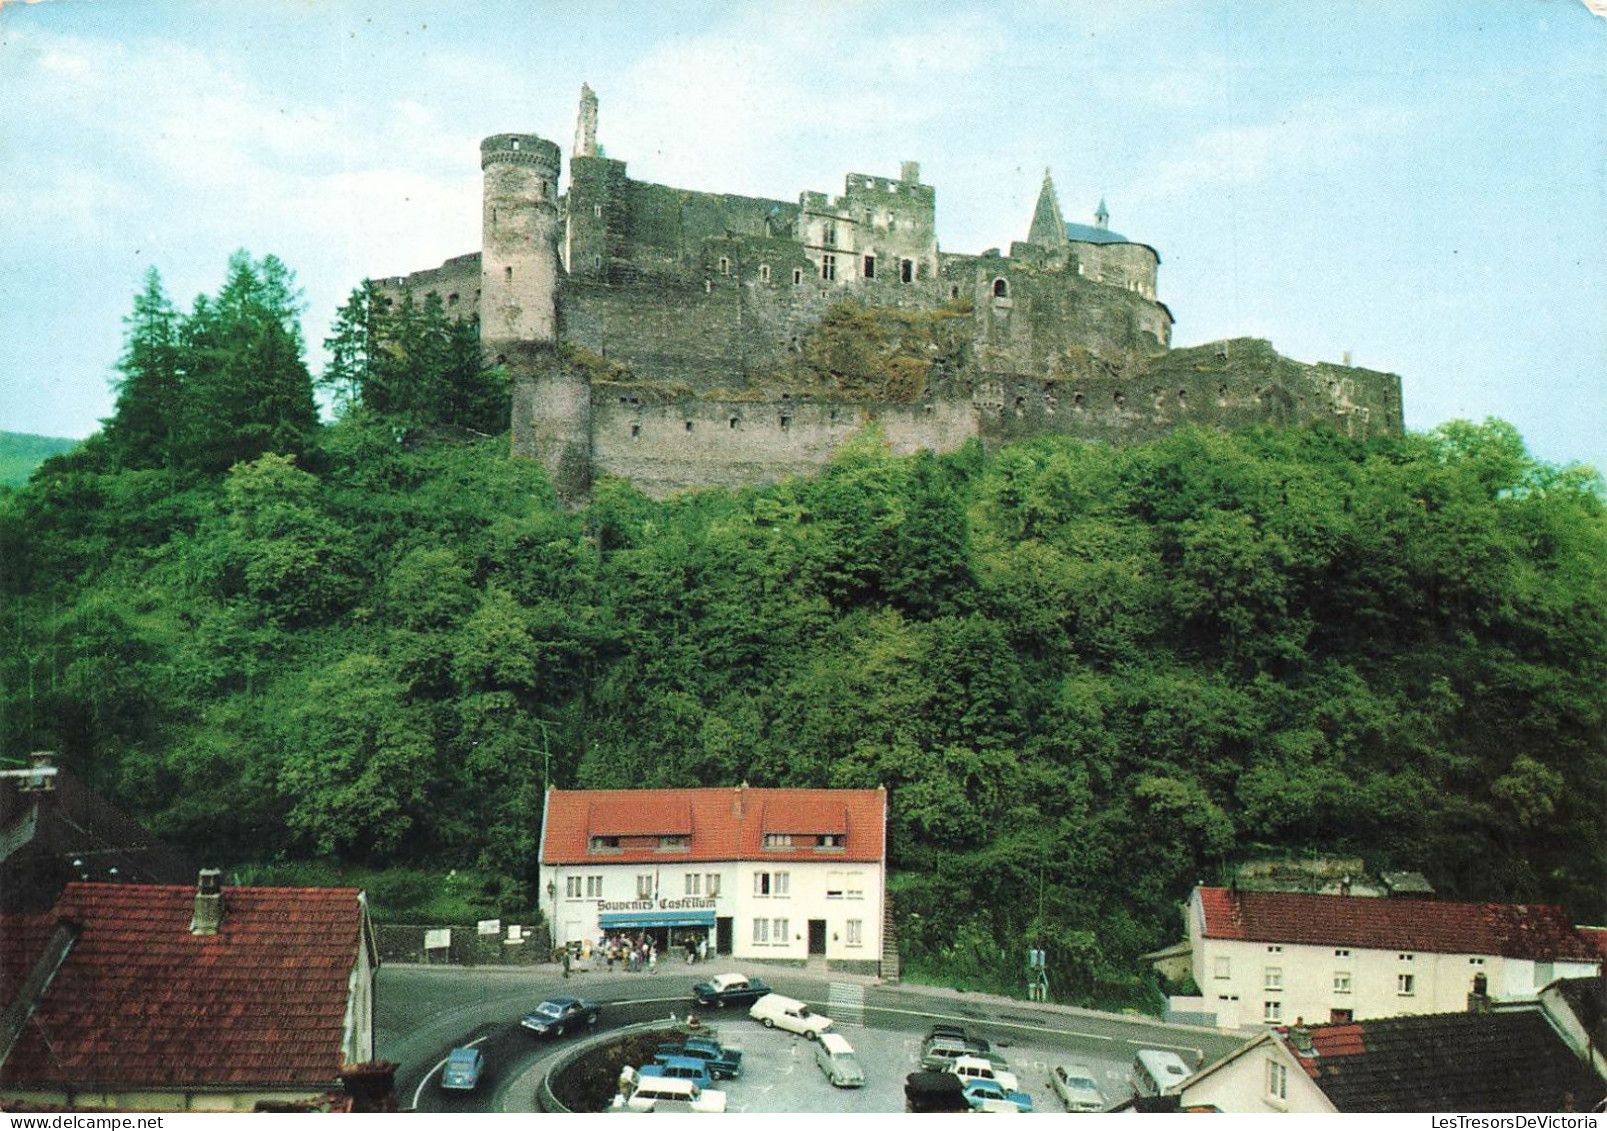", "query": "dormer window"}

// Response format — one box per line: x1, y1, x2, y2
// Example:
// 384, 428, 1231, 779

658, 835, 688, 851
589, 836, 621, 852
763, 833, 794, 849
819, 834, 844, 848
